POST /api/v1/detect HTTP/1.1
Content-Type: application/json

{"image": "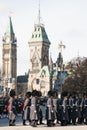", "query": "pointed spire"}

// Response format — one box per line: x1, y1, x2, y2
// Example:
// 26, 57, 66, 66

49, 53, 53, 72
36, 0, 44, 26
38, 0, 41, 25
2, 16, 17, 44
49, 53, 53, 66
6, 16, 14, 36
29, 0, 50, 44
